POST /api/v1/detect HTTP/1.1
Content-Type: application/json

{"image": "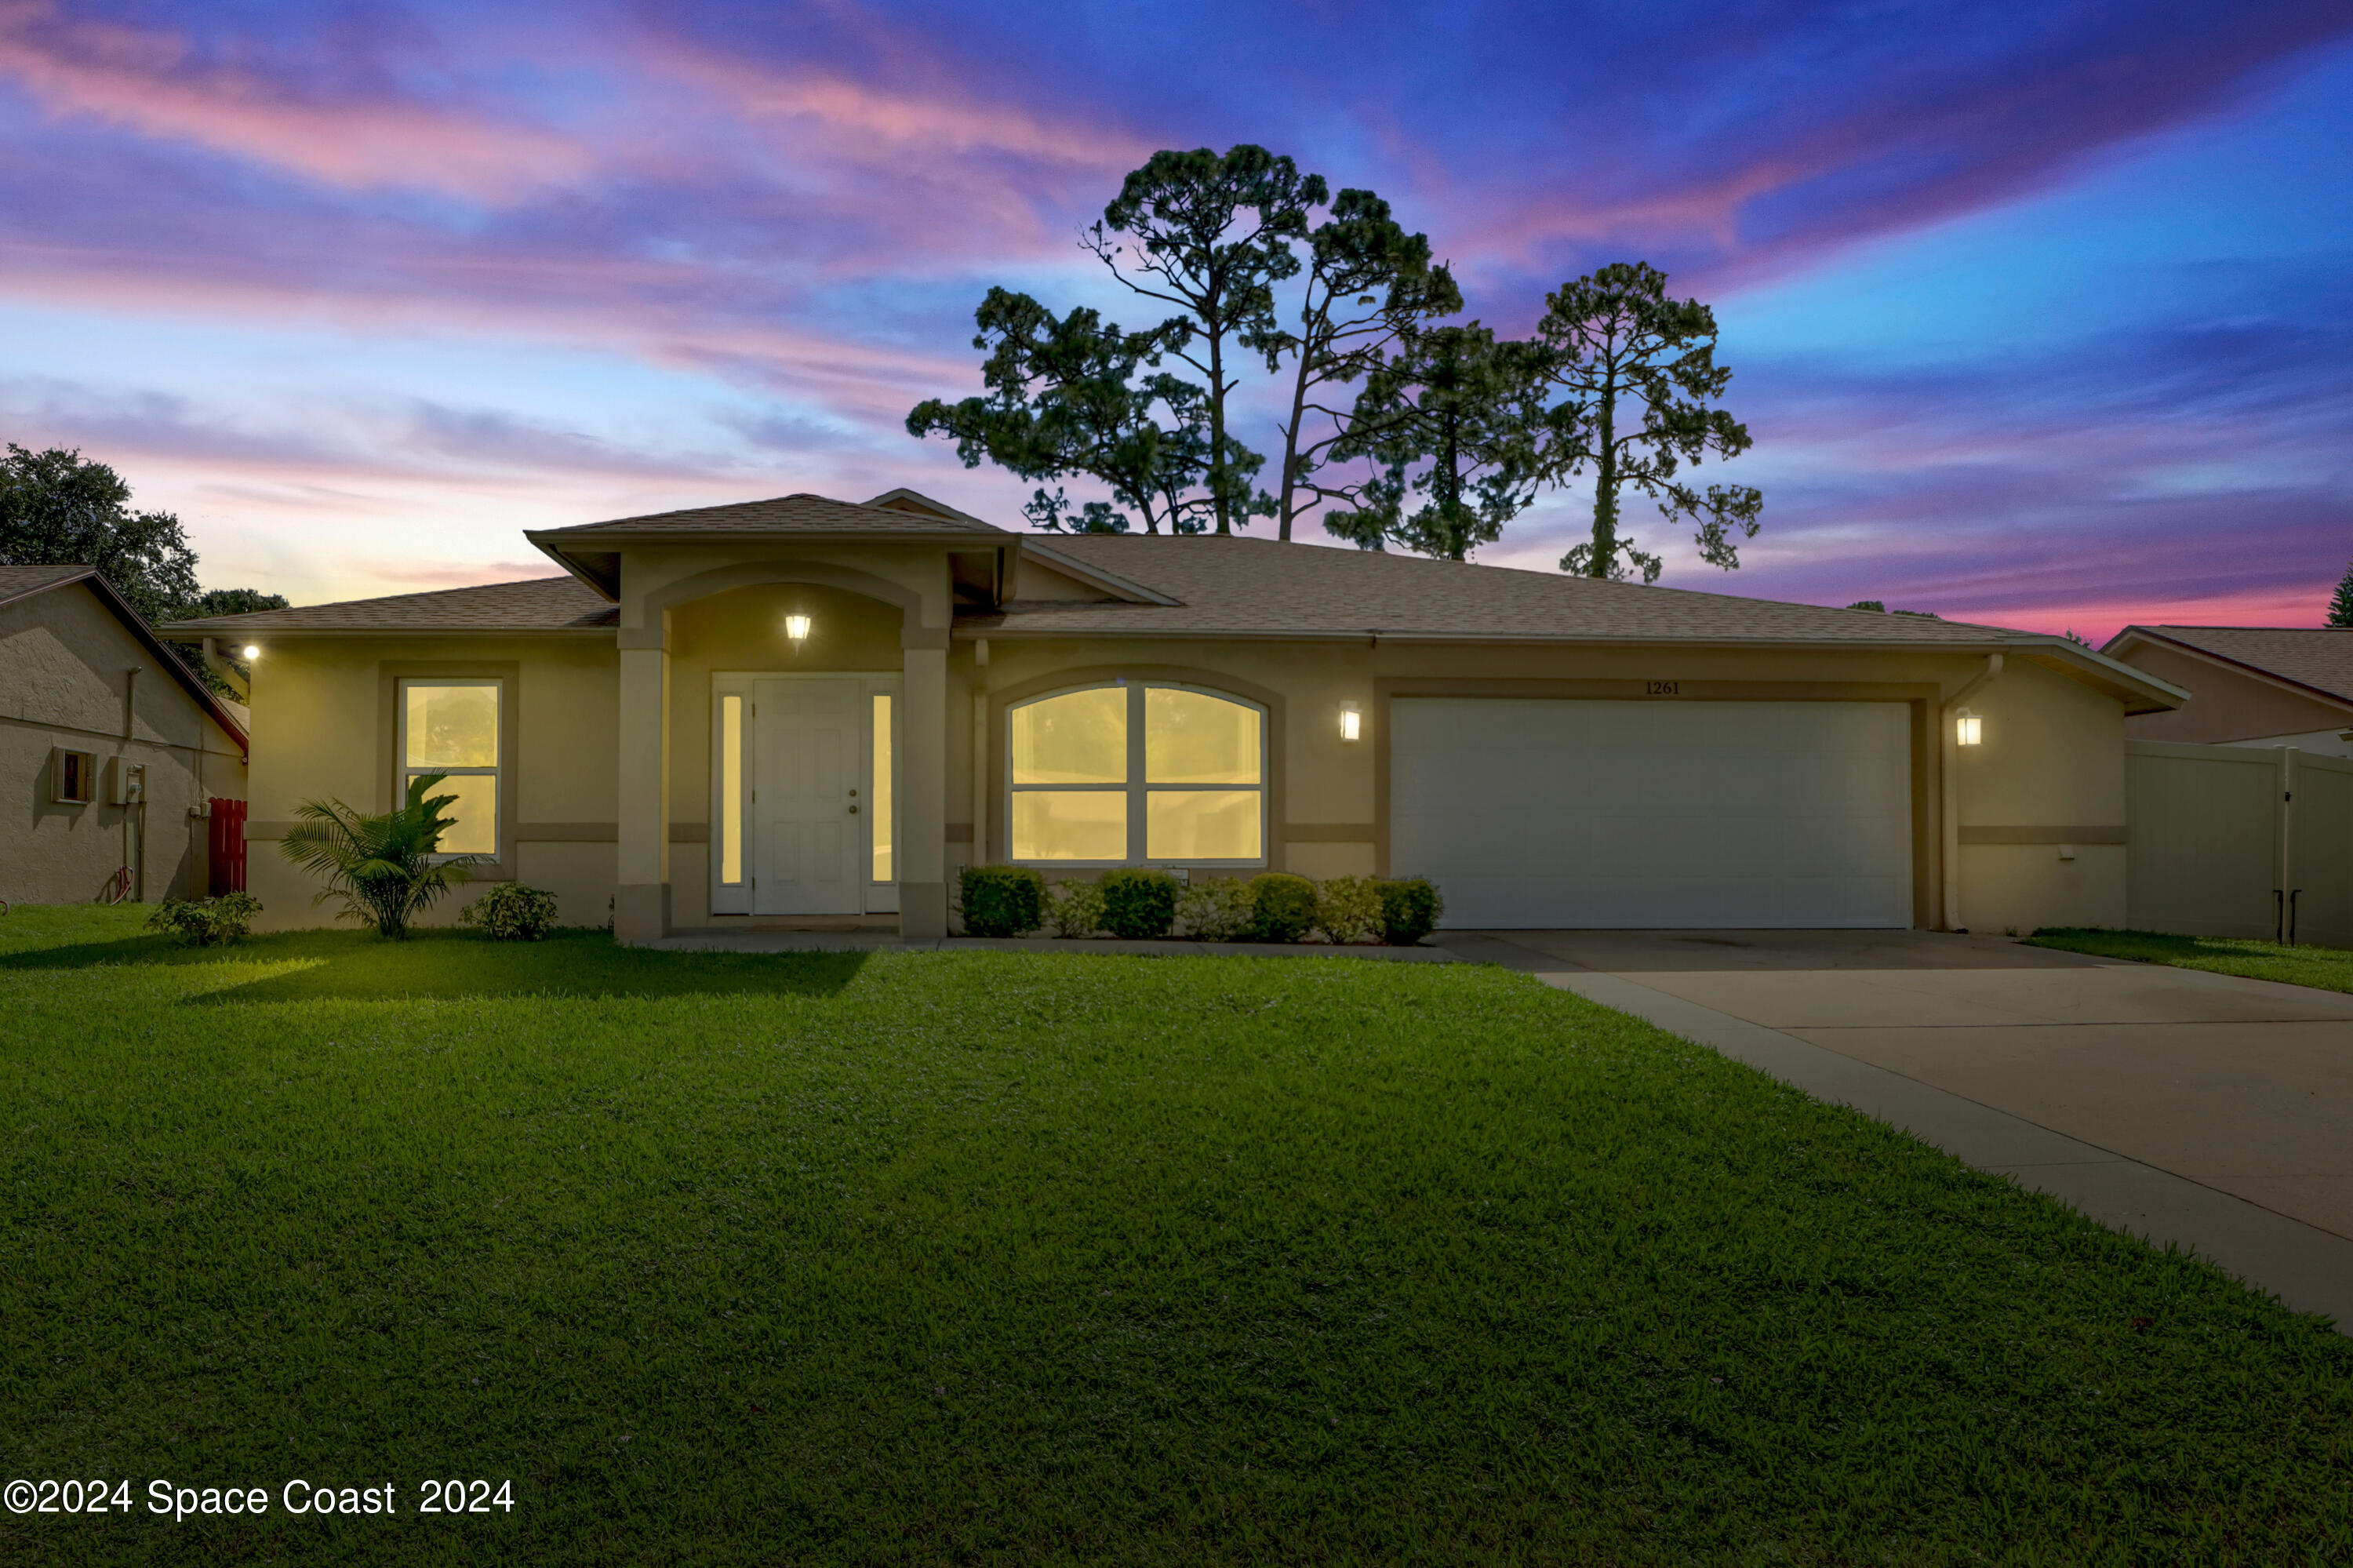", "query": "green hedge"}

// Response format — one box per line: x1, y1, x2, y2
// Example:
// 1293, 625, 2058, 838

1377, 877, 1444, 946
1246, 872, 1320, 943
459, 883, 561, 940
1098, 868, 1179, 940
144, 892, 261, 948
958, 865, 1046, 937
